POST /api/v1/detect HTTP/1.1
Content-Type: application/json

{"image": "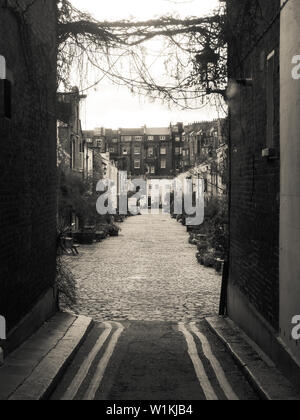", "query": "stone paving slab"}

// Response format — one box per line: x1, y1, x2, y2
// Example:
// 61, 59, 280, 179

206, 316, 300, 400
0, 313, 92, 400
